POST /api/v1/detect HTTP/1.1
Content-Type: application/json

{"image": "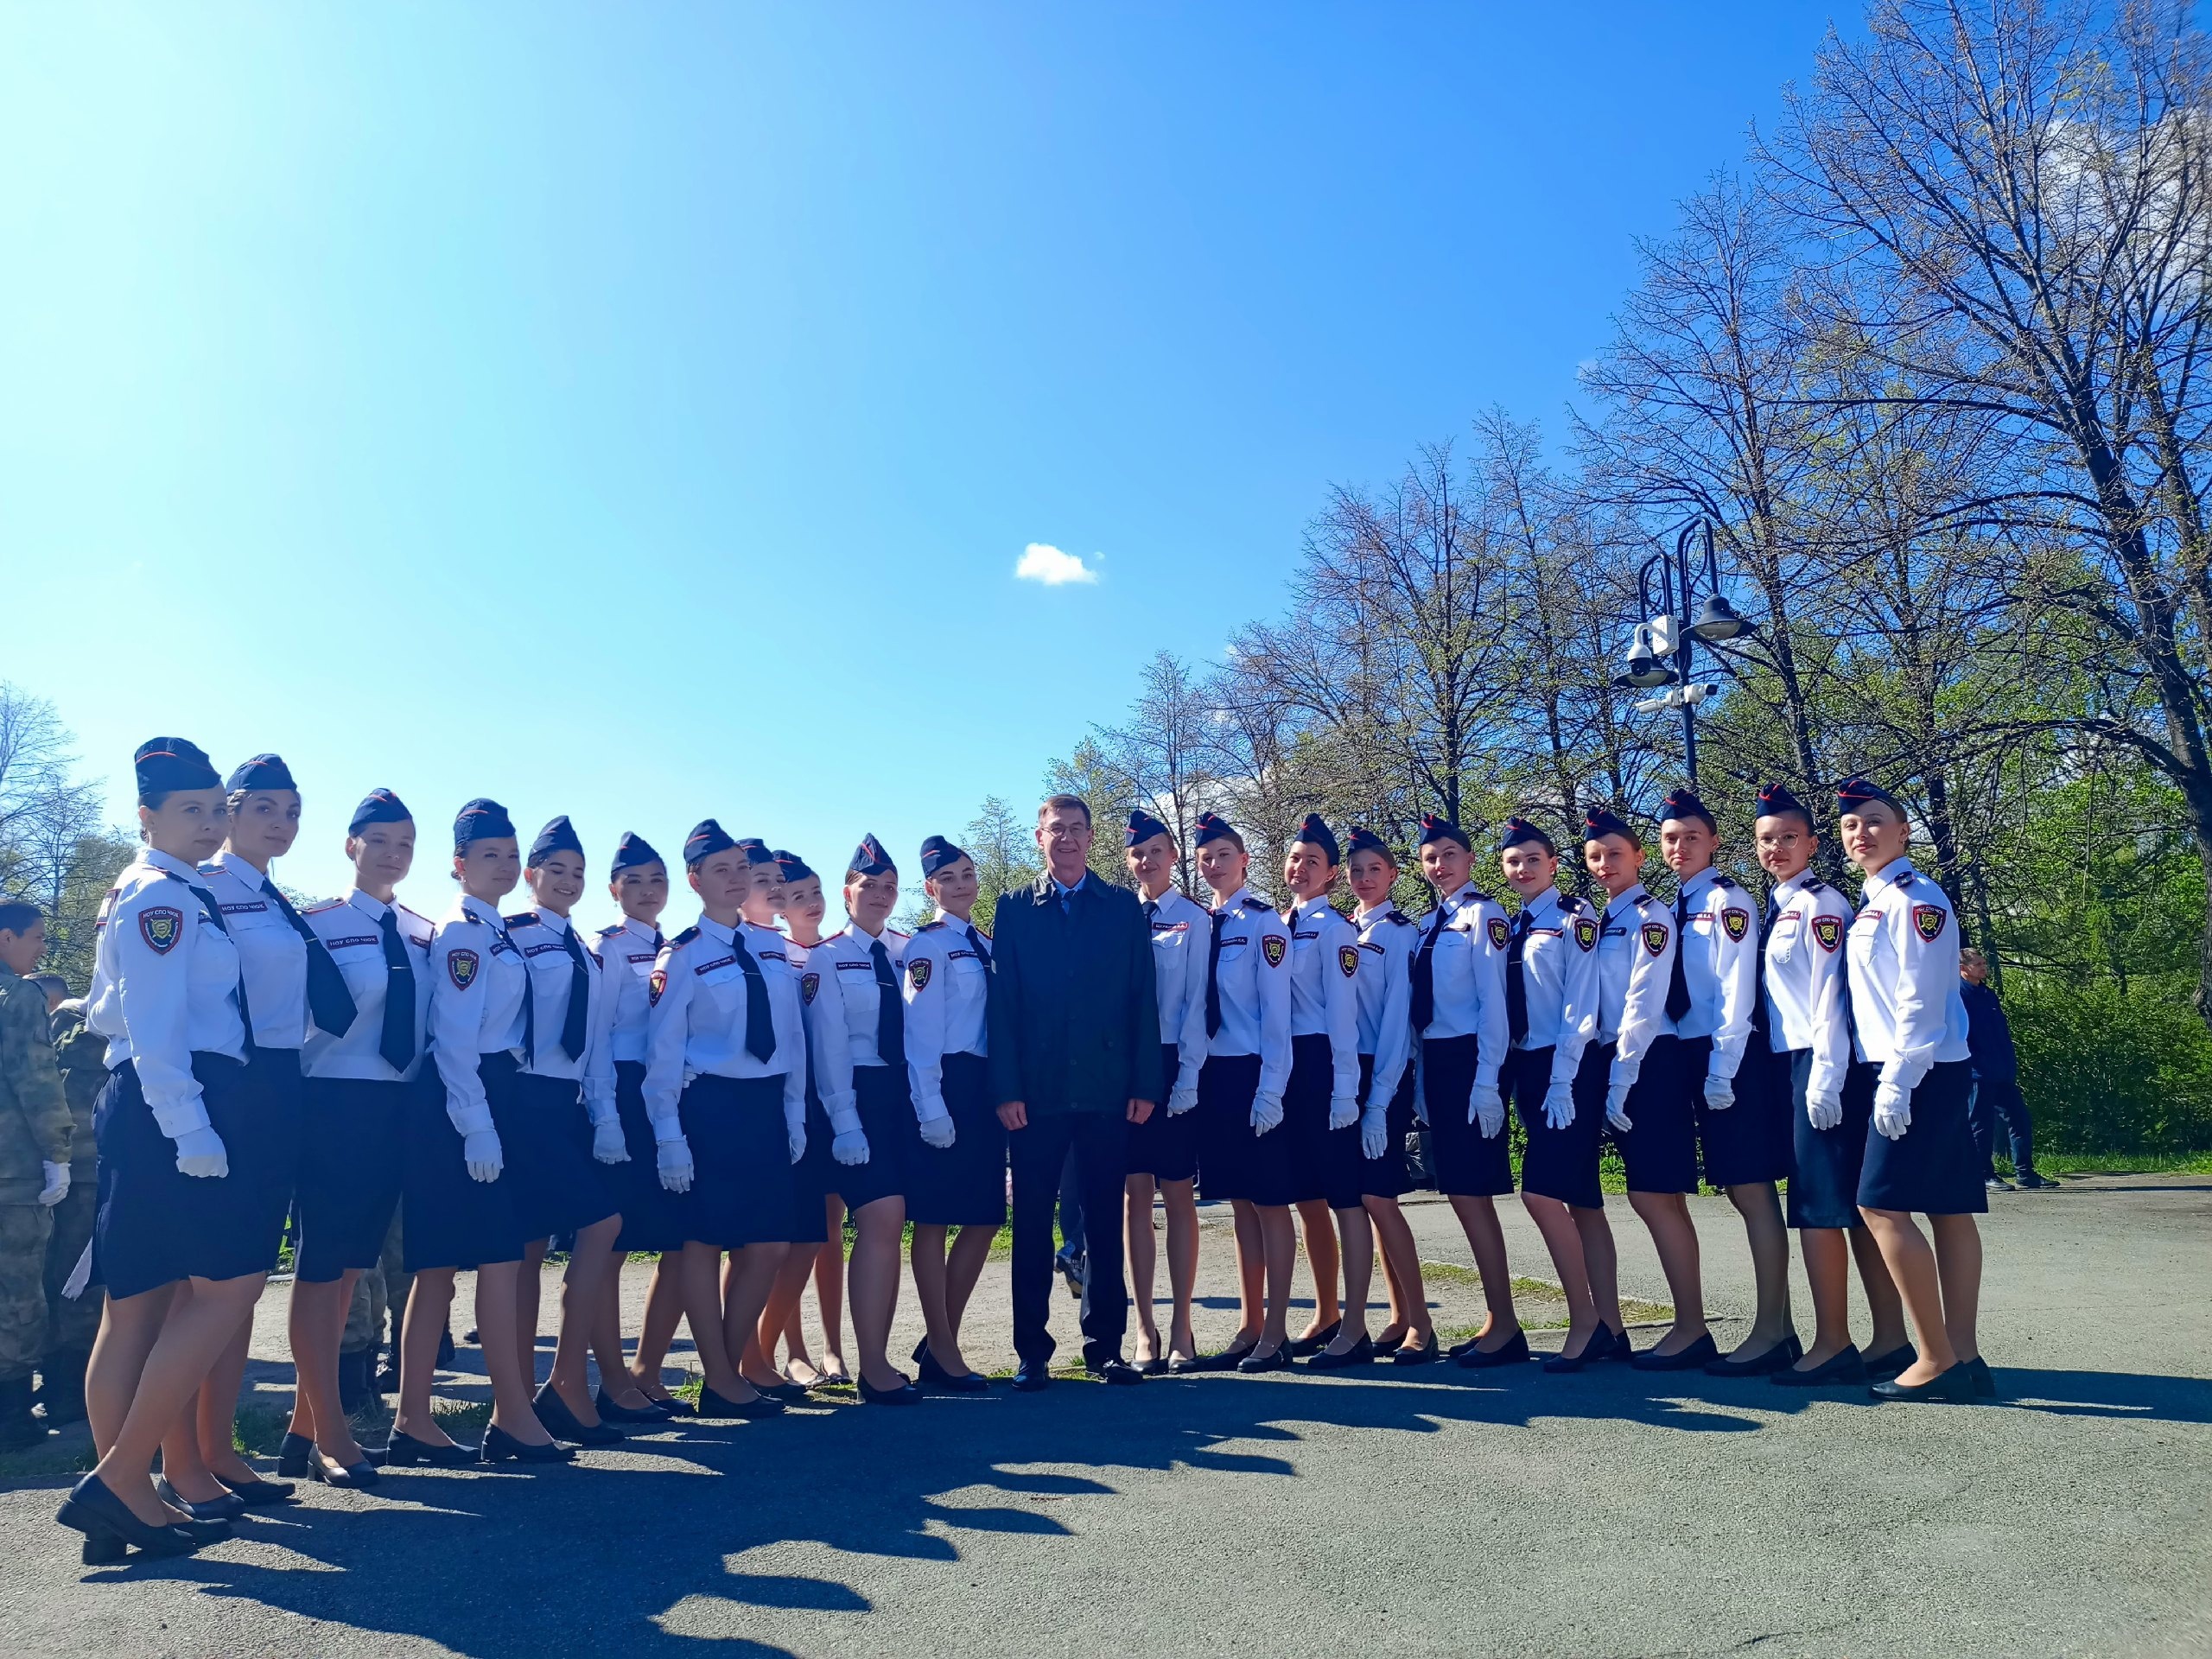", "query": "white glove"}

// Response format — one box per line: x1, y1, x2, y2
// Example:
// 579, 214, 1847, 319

592, 1120, 630, 1164
1807, 1089, 1844, 1132
1359, 1108, 1387, 1162
787, 1126, 807, 1164
1471, 1083, 1505, 1138
917, 1111, 957, 1150
1541, 1079, 1575, 1132
1872, 1079, 1911, 1141
173, 1126, 229, 1179
1605, 1083, 1633, 1134
1166, 1087, 1198, 1117
1251, 1092, 1284, 1135
1327, 1095, 1358, 1132
463, 1129, 504, 1183
657, 1135, 695, 1193
831, 1129, 870, 1166
1703, 1074, 1735, 1111
37, 1161, 69, 1206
